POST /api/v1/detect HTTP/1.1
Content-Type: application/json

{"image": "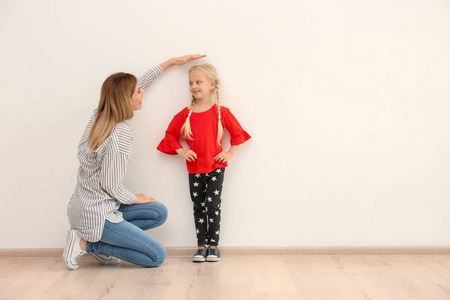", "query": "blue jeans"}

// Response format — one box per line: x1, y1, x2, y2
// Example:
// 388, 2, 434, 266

86, 202, 168, 267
